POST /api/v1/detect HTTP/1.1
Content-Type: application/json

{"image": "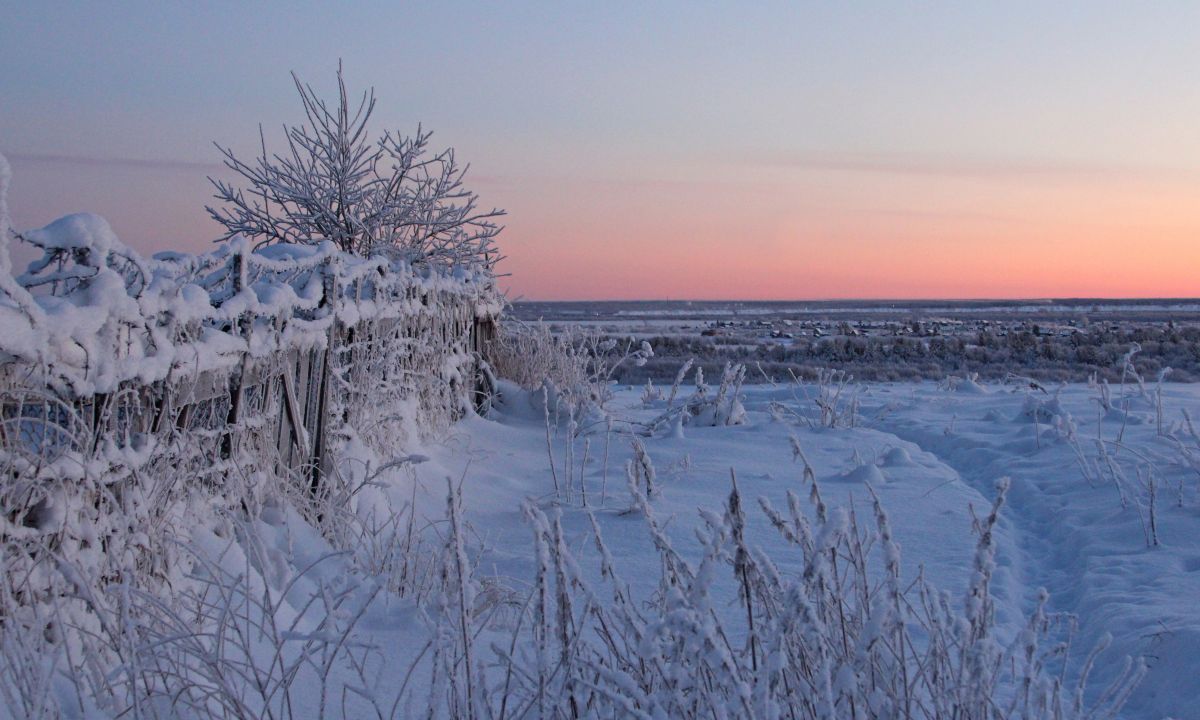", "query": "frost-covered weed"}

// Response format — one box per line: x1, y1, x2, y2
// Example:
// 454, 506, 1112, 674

629, 437, 657, 499
666, 358, 694, 409
487, 321, 652, 411
645, 361, 748, 433
481, 475, 1142, 719
0, 384, 1147, 718
1172, 409, 1200, 499
1063, 346, 1193, 544
0, 430, 495, 720
640, 378, 662, 407
490, 322, 653, 505
762, 366, 861, 429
